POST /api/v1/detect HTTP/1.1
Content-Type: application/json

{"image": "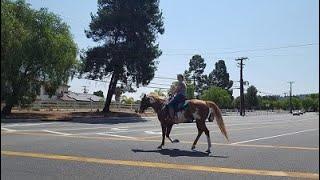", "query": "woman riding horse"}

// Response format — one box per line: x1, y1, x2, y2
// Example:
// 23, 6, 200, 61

139, 92, 229, 153
166, 74, 187, 123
